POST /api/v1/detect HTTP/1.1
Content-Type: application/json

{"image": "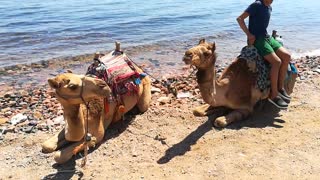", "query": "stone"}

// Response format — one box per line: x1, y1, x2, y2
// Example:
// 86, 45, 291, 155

33, 111, 42, 120
0, 117, 9, 125
157, 97, 171, 105
151, 87, 161, 93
